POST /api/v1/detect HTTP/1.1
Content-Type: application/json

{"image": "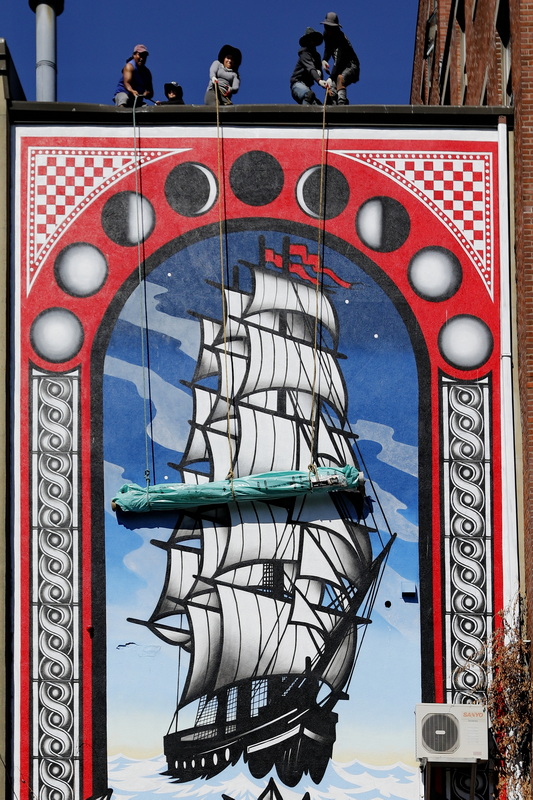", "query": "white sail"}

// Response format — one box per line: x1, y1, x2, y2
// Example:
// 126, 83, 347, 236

192, 384, 217, 427
317, 423, 358, 468
292, 494, 372, 560
181, 601, 222, 706
211, 352, 249, 414
246, 270, 338, 341
234, 405, 301, 475
158, 546, 203, 611
290, 587, 343, 632
300, 528, 367, 588
149, 619, 192, 650
205, 427, 237, 481
195, 319, 221, 380
213, 584, 329, 691
219, 502, 296, 571
182, 425, 209, 465
242, 325, 346, 416
197, 518, 231, 583
320, 625, 357, 693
